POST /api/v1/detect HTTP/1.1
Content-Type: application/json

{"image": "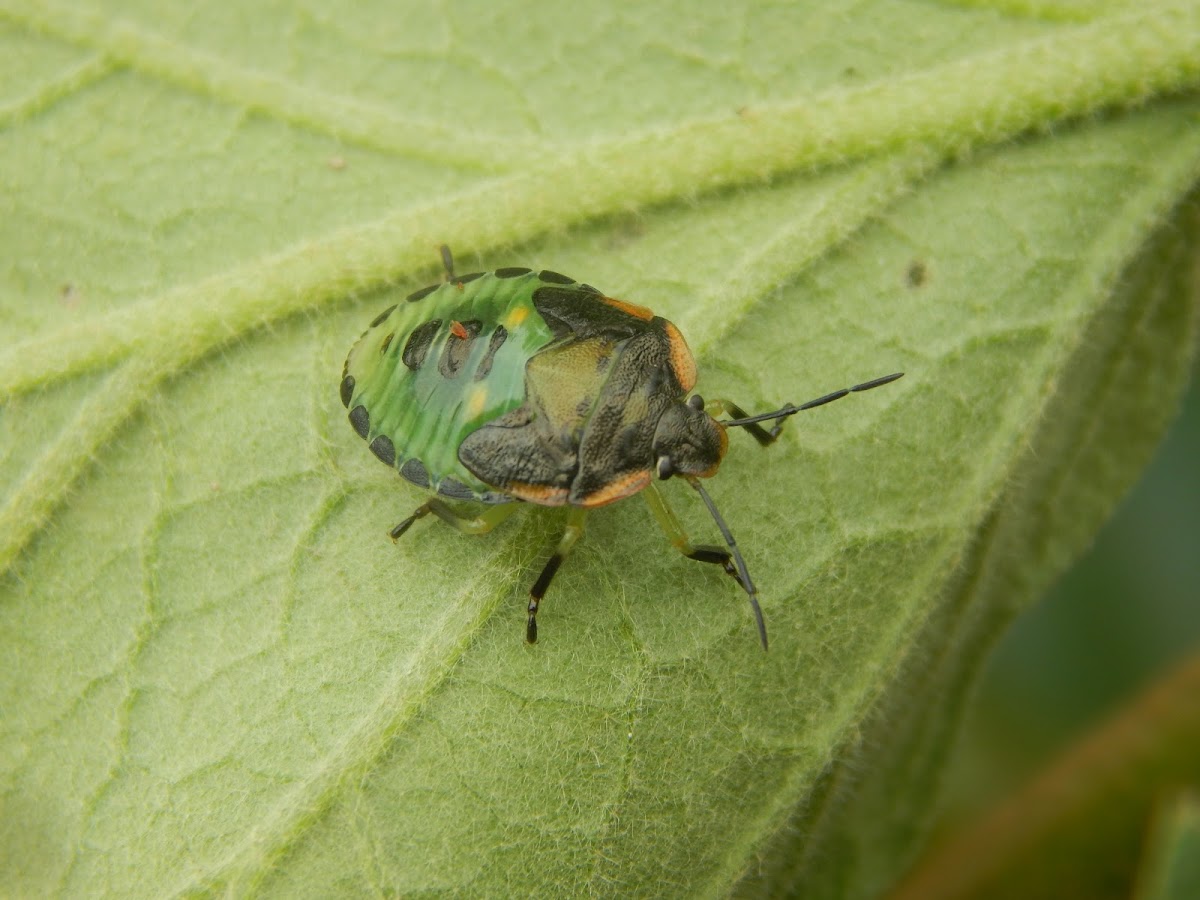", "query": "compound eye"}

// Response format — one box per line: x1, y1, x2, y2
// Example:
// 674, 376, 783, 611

656, 456, 675, 480
687, 394, 705, 411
